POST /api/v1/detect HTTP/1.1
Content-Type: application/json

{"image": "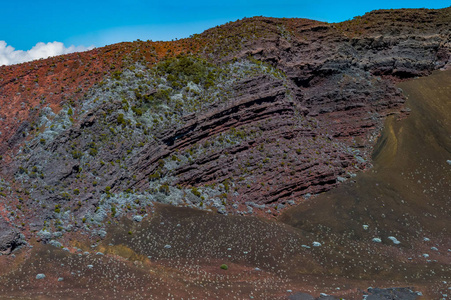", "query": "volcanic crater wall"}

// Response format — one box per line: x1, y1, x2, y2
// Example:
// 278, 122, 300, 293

0, 7, 449, 242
